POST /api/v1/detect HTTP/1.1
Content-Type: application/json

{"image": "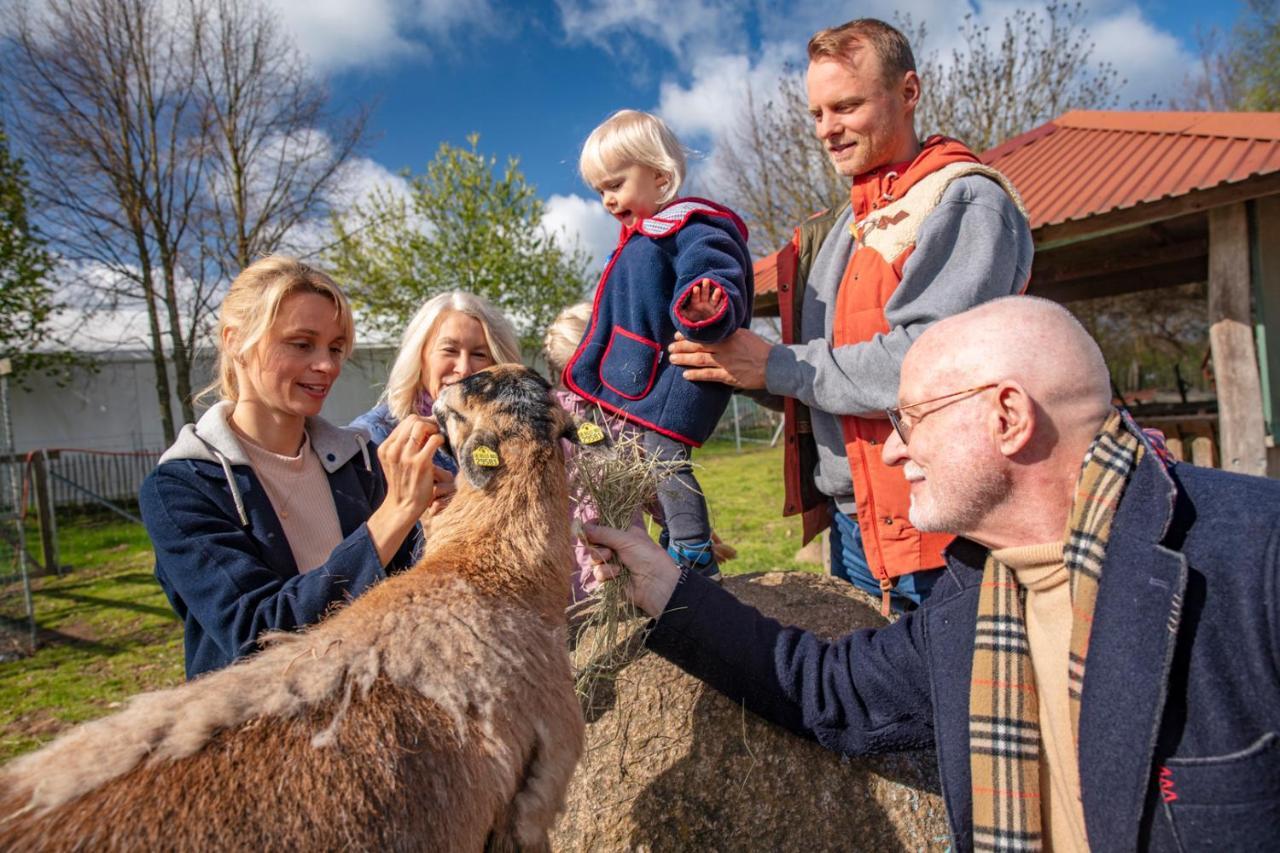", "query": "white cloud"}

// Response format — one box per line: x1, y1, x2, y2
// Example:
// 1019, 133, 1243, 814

262, 0, 498, 72
656, 42, 795, 142
556, 0, 748, 63
1087, 6, 1195, 105
283, 154, 414, 260
541, 193, 619, 273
